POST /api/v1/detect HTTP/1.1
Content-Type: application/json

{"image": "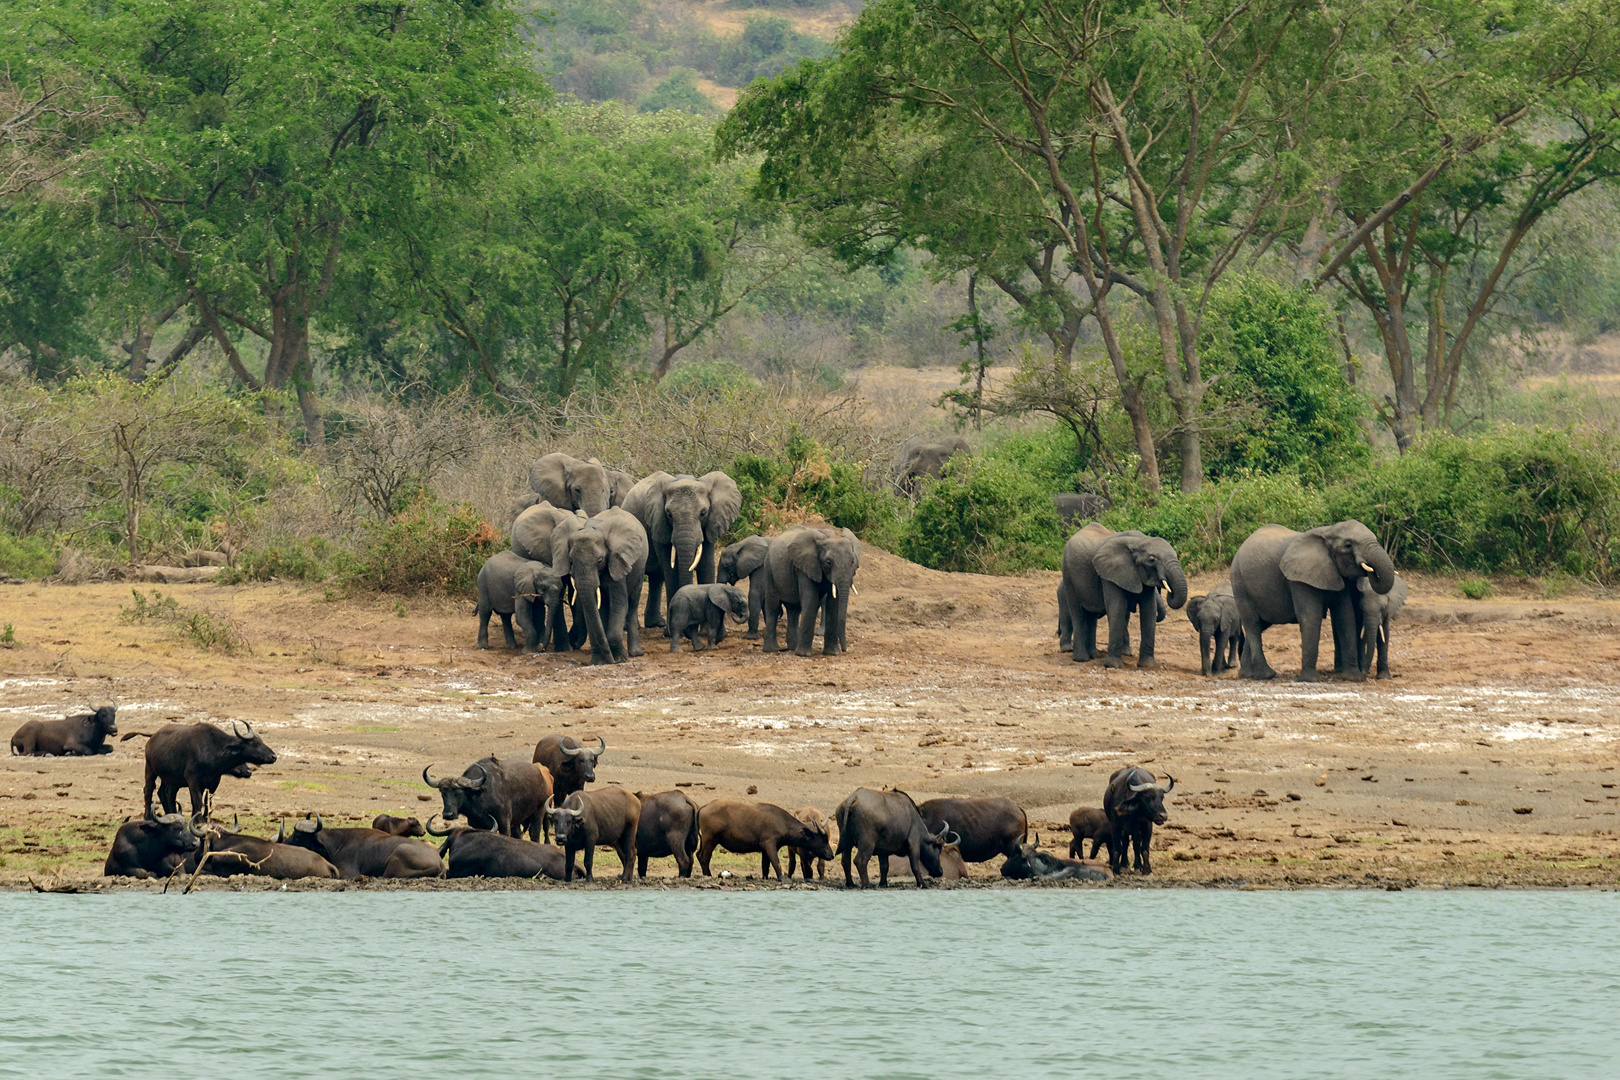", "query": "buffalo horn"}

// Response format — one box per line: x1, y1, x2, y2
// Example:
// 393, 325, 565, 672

592, 735, 606, 757
425, 814, 454, 837
232, 719, 247, 738
564, 792, 585, 816
945, 830, 961, 846
1162, 774, 1176, 794
274, 817, 287, 843
560, 742, 582, 757
462, 762, 488, 790
544, 796, 557, 813
688, 548, 701, 573
422, 765, 443, 789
